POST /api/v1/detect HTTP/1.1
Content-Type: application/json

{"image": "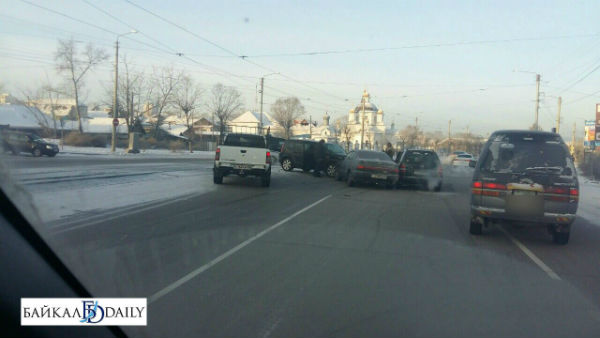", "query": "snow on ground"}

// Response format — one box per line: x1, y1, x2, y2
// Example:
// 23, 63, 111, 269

59, 145, 216, 159
579, 179, 600, 223
26, 167, 215, 224
40, 139, 216, 159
